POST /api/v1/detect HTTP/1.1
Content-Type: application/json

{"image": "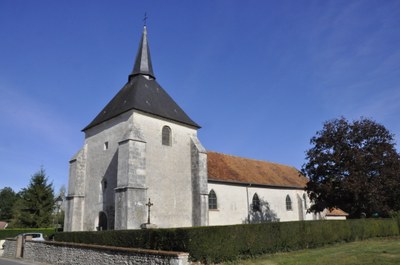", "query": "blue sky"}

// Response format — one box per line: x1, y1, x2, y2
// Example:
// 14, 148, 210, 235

1, 1, 399, 193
